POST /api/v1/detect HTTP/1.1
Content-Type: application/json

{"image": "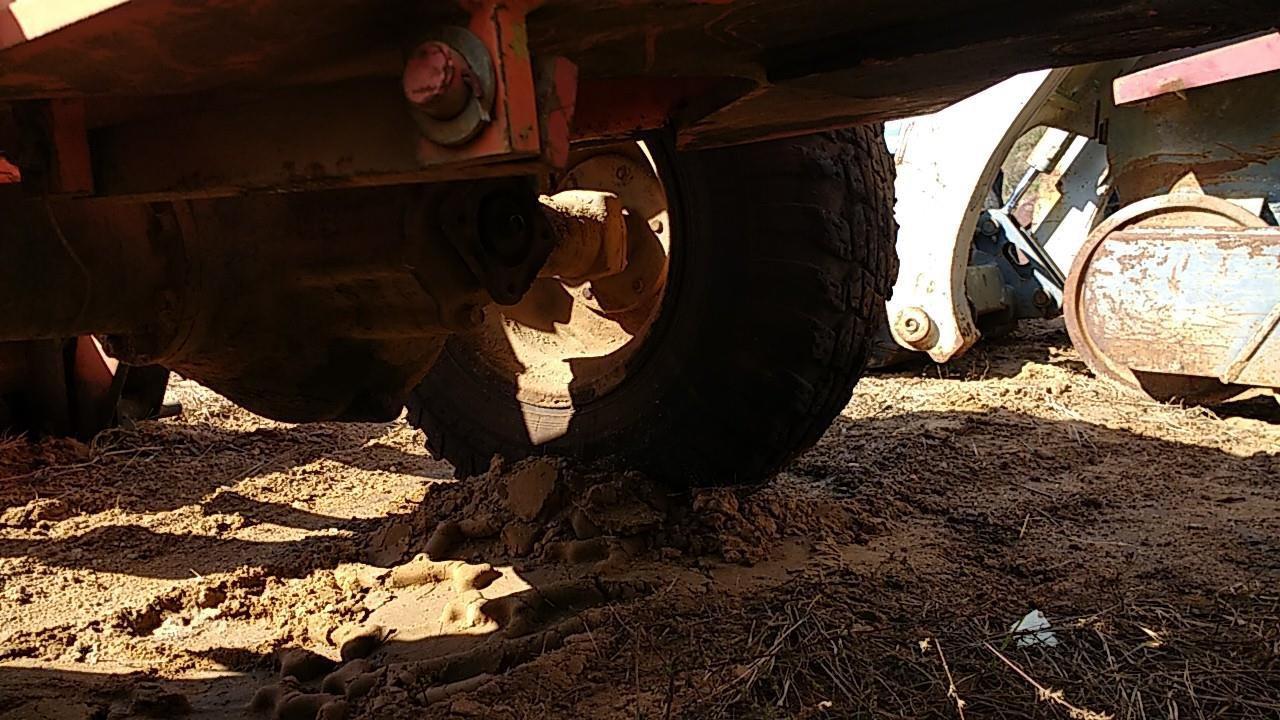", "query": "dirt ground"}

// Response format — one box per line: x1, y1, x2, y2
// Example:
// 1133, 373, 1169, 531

1, 320, 1277, 719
